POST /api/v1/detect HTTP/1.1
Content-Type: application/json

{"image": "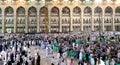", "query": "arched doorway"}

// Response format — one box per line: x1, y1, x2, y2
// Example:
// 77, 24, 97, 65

83, 6, 92, 31
28, 6, 37, 33
94, 6, 102, 31
5, 6, 14, 33
62, 6, 70, 33
115, 6, 120, 31
72, 6, 81, 32
104, 6, 113, 31
39, 7, 48, 33
50, 7, 59, 33
16, 6, 25, 33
